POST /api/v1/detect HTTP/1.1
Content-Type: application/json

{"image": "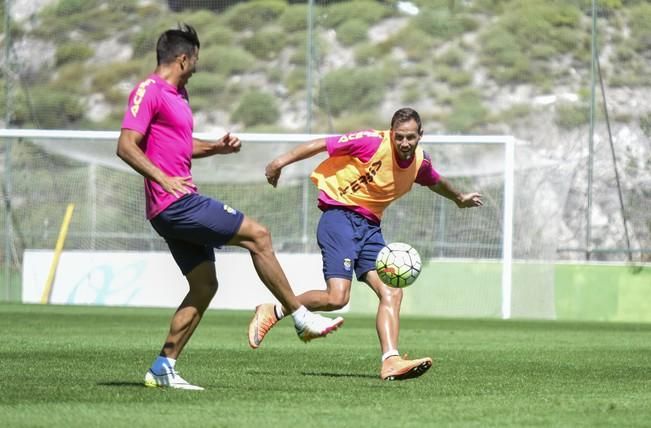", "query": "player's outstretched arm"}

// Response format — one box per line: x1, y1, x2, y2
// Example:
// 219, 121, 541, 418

117, 129, 195, 198
192, 132, 241, 158
429, 177, 483, 208
265, 138, 327, 187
